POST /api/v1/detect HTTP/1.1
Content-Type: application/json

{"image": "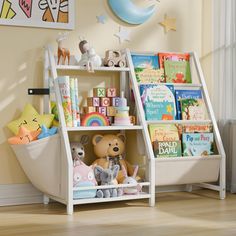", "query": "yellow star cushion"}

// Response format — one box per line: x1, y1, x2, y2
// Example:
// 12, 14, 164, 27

7, 104, 54, 135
